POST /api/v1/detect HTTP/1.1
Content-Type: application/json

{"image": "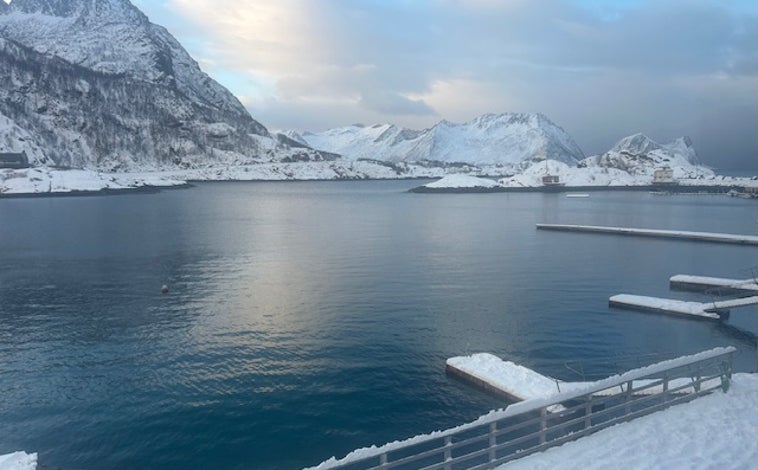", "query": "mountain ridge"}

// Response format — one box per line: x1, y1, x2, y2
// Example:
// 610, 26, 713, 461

285, 112, 586, 167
